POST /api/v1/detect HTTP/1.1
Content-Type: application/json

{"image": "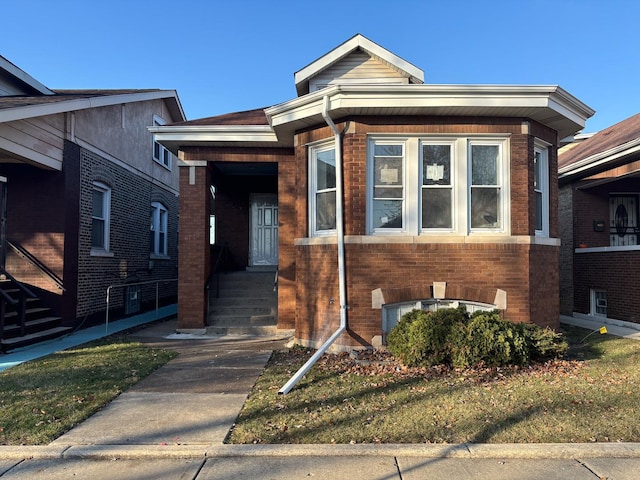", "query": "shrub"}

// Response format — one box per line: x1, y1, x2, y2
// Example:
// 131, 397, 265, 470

387, 306, 468, 367
517, 323, 568, 361
455, 311, 529, 368
387, 307, 568, 369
